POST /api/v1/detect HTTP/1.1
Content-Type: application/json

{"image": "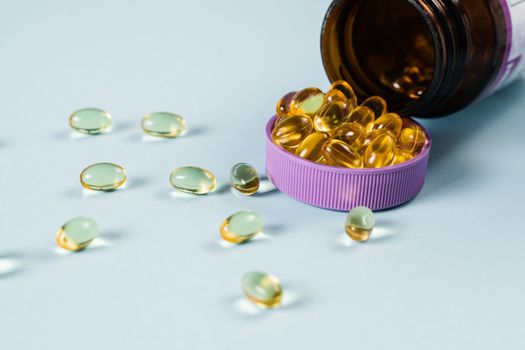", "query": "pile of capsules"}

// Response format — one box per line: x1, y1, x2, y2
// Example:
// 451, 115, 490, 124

272, 80, 427, 168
